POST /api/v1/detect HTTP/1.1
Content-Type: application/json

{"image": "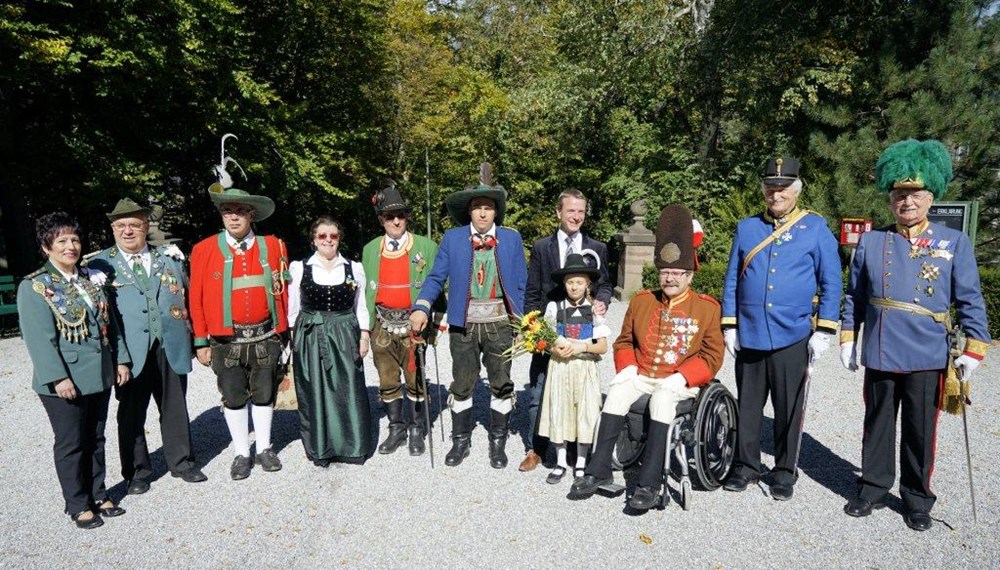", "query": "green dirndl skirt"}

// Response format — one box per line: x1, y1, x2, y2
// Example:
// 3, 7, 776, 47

293, 308, 373, 463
